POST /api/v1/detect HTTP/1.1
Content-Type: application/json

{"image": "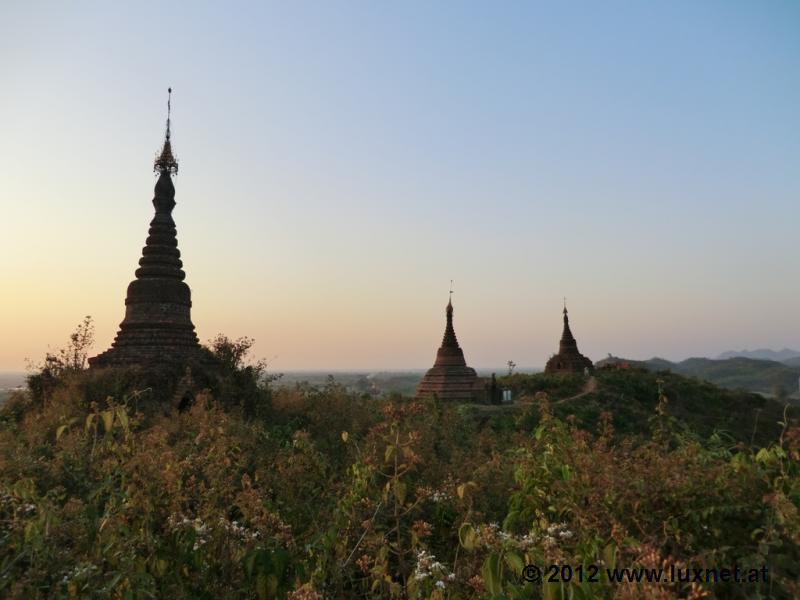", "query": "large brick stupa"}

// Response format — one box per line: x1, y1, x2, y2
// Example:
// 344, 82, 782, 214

415, 296, 483, 402
89, 90, 206, 368
544, 305, 593, 375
